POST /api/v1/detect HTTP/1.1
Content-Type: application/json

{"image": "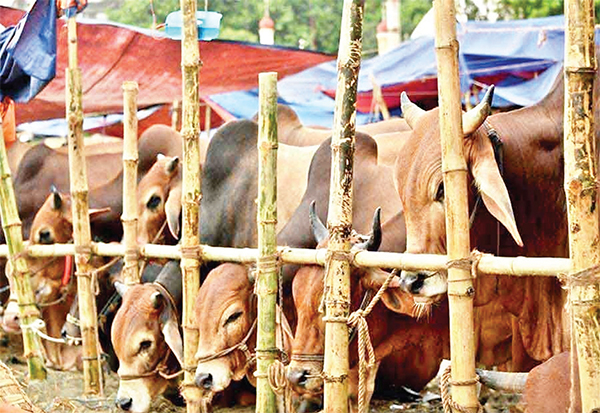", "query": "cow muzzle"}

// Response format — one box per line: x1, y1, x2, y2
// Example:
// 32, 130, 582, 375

287, 359, 323, 395
399, 270, 448, 302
